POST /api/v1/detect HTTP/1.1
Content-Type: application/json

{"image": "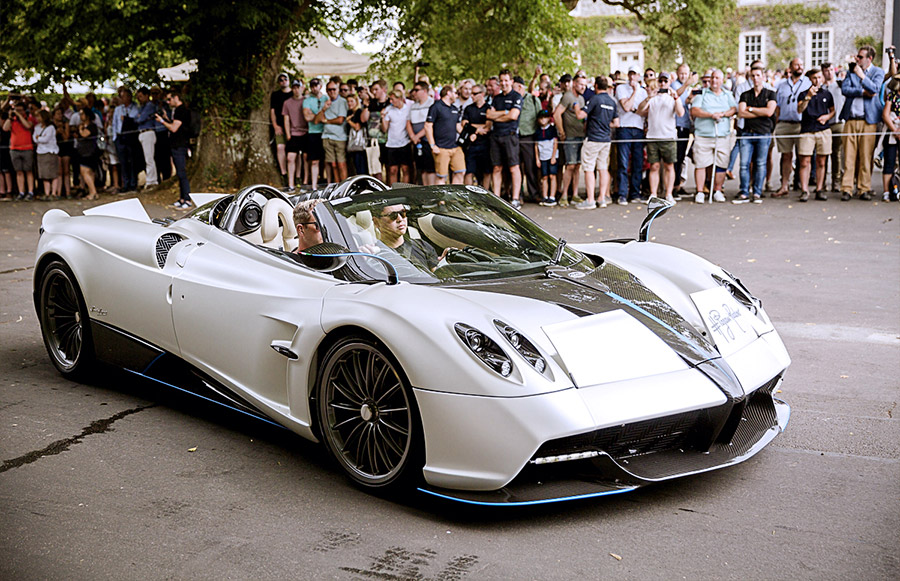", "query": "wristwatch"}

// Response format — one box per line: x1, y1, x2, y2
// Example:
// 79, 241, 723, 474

748, 106, 753, 113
